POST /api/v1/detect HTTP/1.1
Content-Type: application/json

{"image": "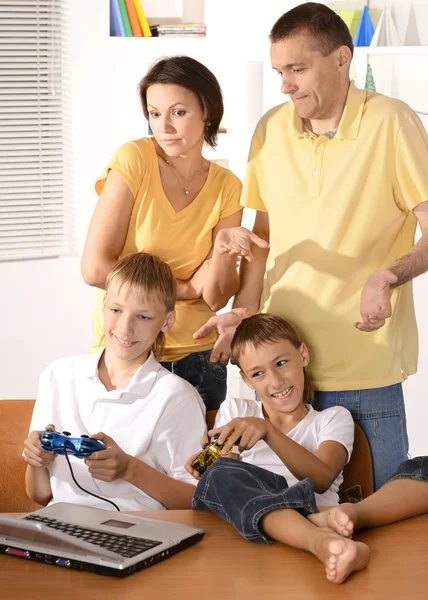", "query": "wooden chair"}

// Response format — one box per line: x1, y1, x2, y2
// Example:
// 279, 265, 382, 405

206, 410, 374, 502
0, 403, 221, 512
339, 423, 374, 502
0, 402, 373, 513
0, 400, 41, 512
206, 410, 218, 432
